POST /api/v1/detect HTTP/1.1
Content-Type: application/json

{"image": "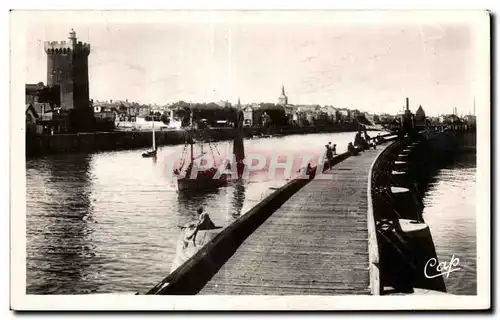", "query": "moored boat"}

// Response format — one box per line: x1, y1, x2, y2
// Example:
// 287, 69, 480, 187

142, 150, 157, 158
176, 165, 228, 191
142, 121, 157, 158
174, 106, 229, 192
